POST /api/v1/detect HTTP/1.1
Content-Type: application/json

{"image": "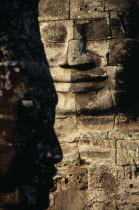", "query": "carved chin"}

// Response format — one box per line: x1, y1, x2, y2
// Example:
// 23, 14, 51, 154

56, 87, 115, 116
